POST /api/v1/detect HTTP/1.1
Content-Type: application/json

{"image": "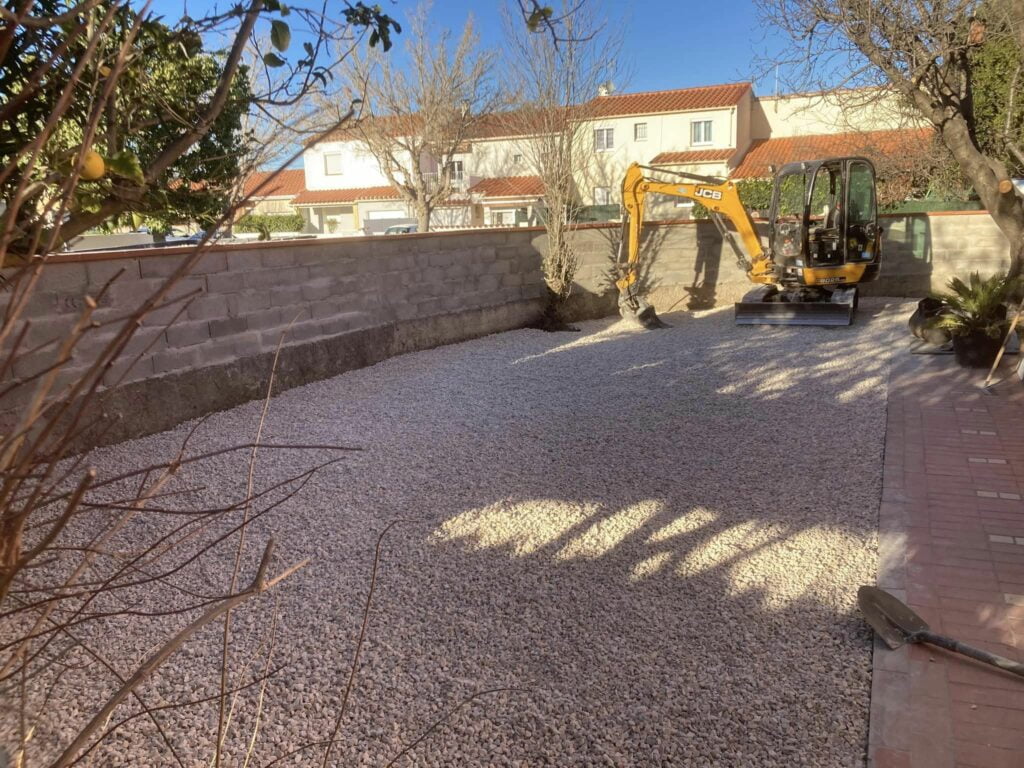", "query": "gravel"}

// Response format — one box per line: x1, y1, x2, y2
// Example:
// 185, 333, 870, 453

4, 299, 908, 767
